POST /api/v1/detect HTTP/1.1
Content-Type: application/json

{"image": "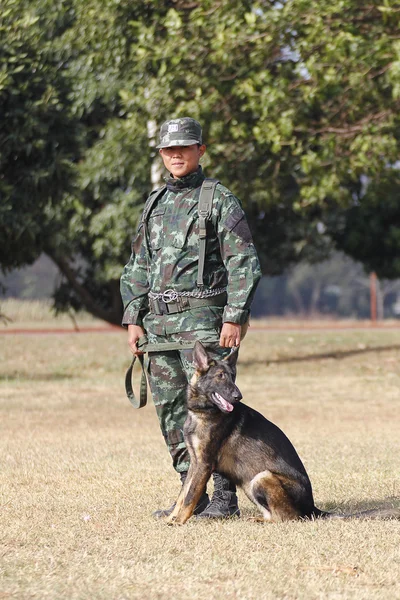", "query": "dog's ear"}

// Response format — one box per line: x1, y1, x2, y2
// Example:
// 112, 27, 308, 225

224, 346, 239, 367
193, 341, 210, 371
